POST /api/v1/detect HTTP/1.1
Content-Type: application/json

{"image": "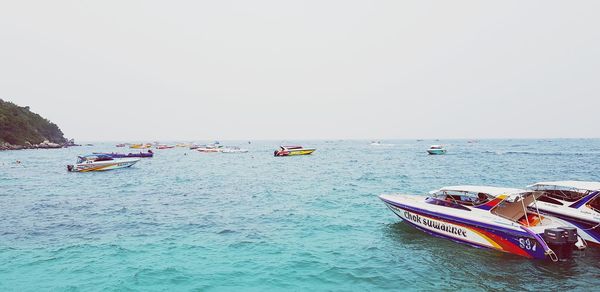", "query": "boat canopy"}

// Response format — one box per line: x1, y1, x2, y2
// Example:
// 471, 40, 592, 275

281, 145, 303, 149
430, 185, 546, 225
429, 145, 443, 149
433, 185, 525, 197
77, 154, 114, 163
432, 185, 529, 202
528, 181, 600, 192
